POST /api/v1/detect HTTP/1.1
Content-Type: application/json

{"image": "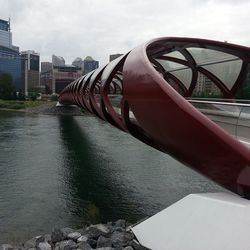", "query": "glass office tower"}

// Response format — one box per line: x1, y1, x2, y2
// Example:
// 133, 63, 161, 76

0, 19, 23, 91
0, 19, 12, 48
83, 56, 99, 75
0, 46, 22, 90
